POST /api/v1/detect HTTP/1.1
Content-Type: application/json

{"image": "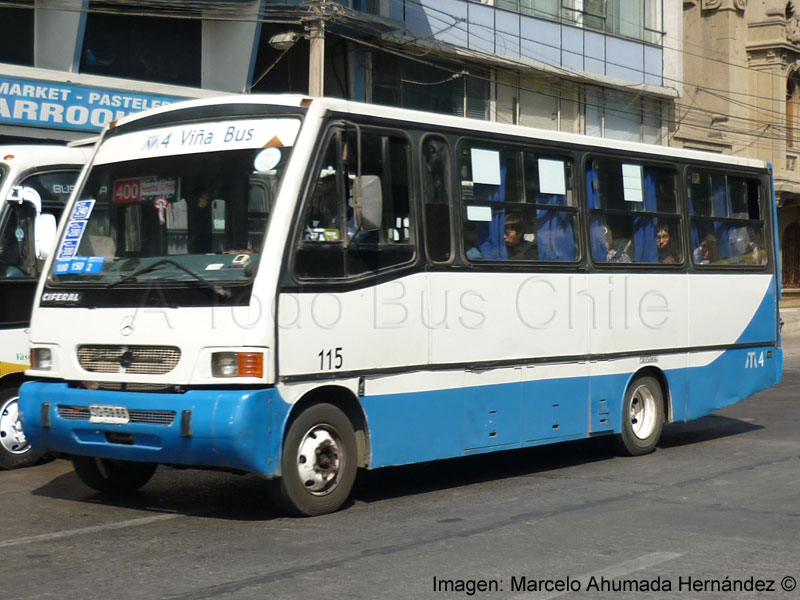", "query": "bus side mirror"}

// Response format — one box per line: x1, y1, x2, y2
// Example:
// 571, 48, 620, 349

35, 213, 57, 260
353, 175, 382, 232
8, 185, 42, 213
